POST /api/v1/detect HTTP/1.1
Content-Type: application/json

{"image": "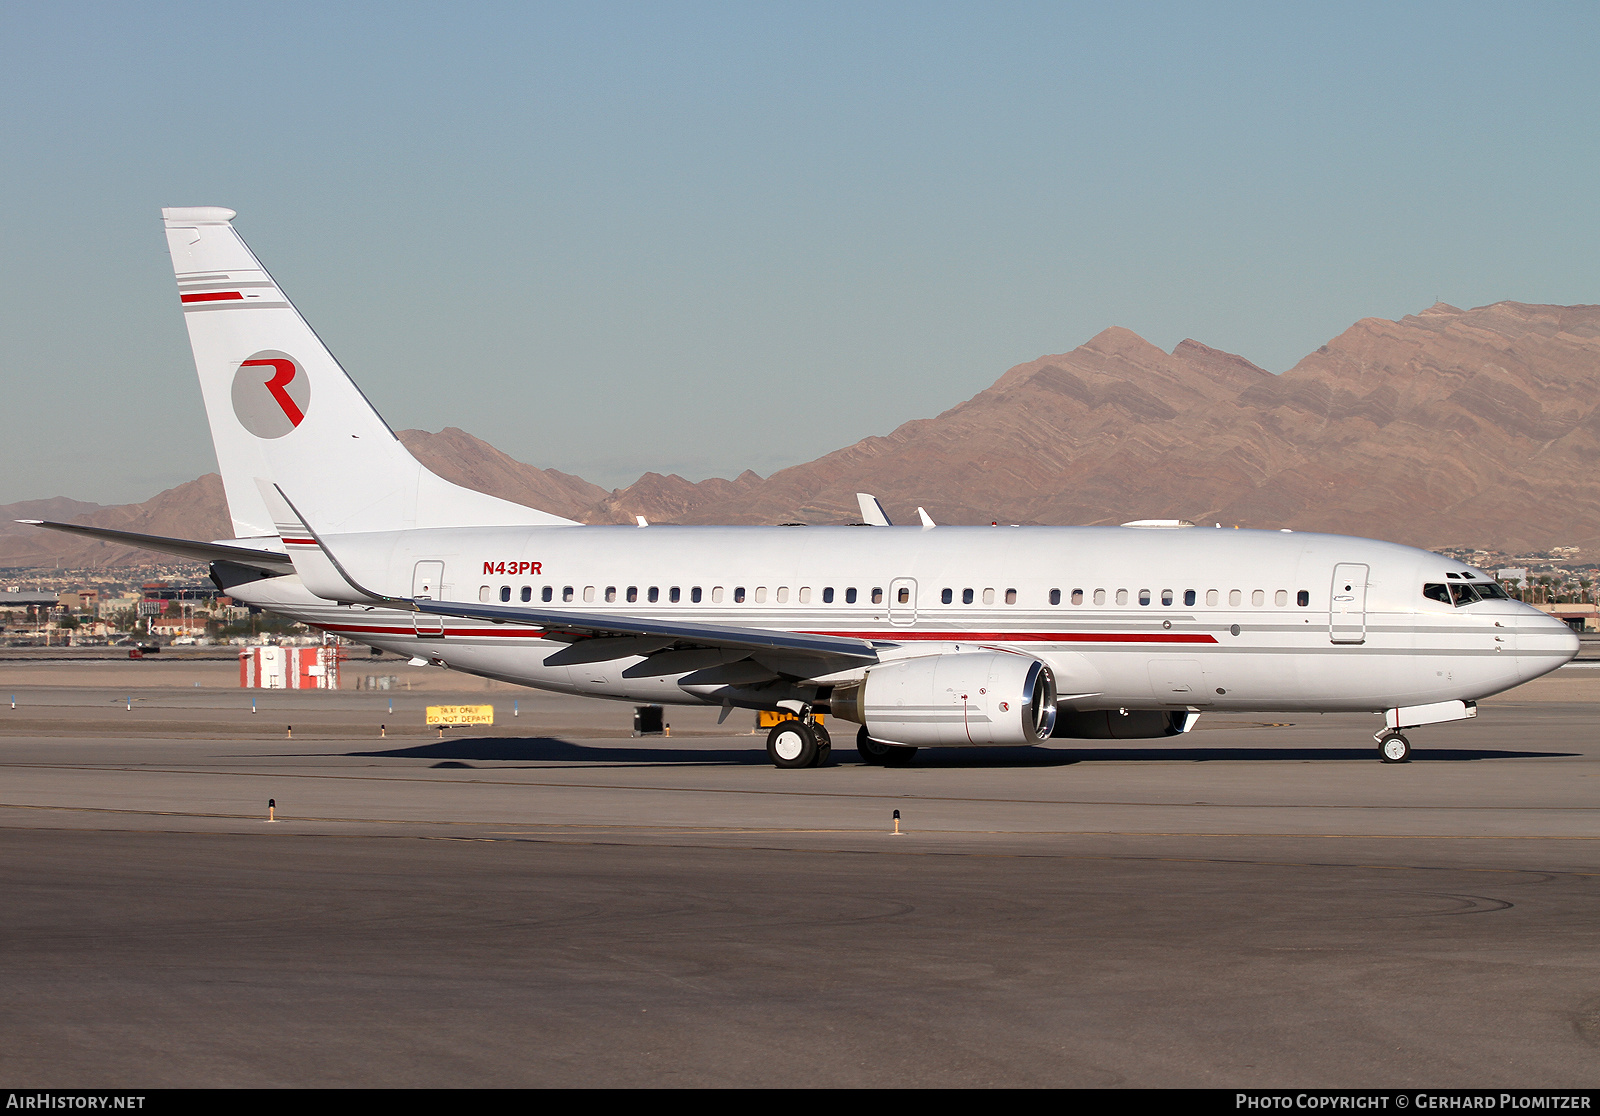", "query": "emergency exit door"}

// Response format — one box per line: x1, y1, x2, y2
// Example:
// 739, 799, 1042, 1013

888, 577, 918, 626
412, 561, 445, 638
